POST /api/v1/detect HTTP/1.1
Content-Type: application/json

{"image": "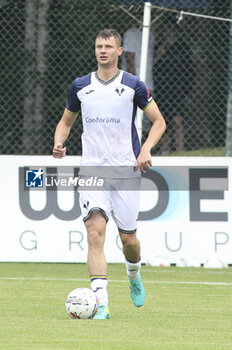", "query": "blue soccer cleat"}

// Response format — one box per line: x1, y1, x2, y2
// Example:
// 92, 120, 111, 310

129, 276, 146, 307
93, 306, 110, 320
